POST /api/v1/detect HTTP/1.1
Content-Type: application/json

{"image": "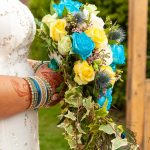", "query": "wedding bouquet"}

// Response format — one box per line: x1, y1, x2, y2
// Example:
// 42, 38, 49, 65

36, 0, 138, 149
